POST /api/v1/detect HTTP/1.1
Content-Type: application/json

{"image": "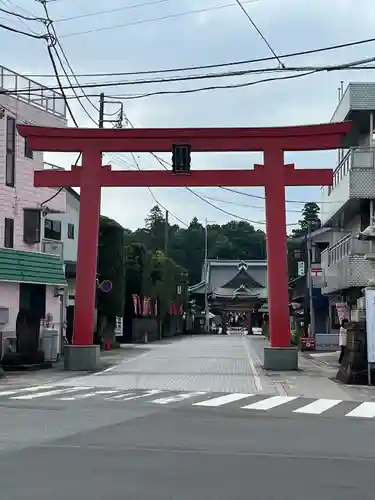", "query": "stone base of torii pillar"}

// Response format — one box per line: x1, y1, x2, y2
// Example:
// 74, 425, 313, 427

263, 346, 298, 371
64, 345, 101, 371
